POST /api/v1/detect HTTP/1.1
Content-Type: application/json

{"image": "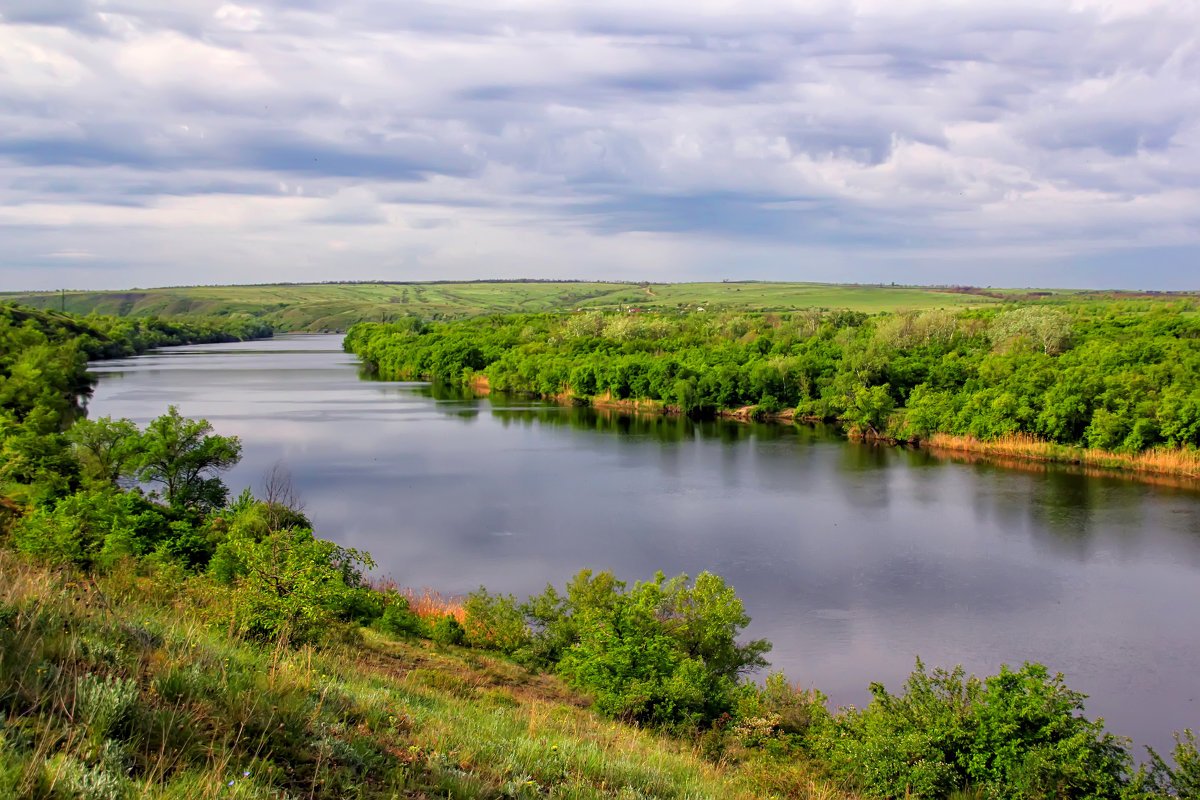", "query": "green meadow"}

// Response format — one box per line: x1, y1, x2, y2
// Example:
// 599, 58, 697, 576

0, 282, 1017, 331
